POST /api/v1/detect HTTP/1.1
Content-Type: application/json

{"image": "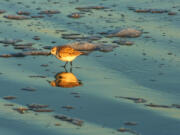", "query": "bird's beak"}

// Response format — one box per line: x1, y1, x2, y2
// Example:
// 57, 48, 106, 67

47, 52, 51, 56
47, 80, 51, 83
